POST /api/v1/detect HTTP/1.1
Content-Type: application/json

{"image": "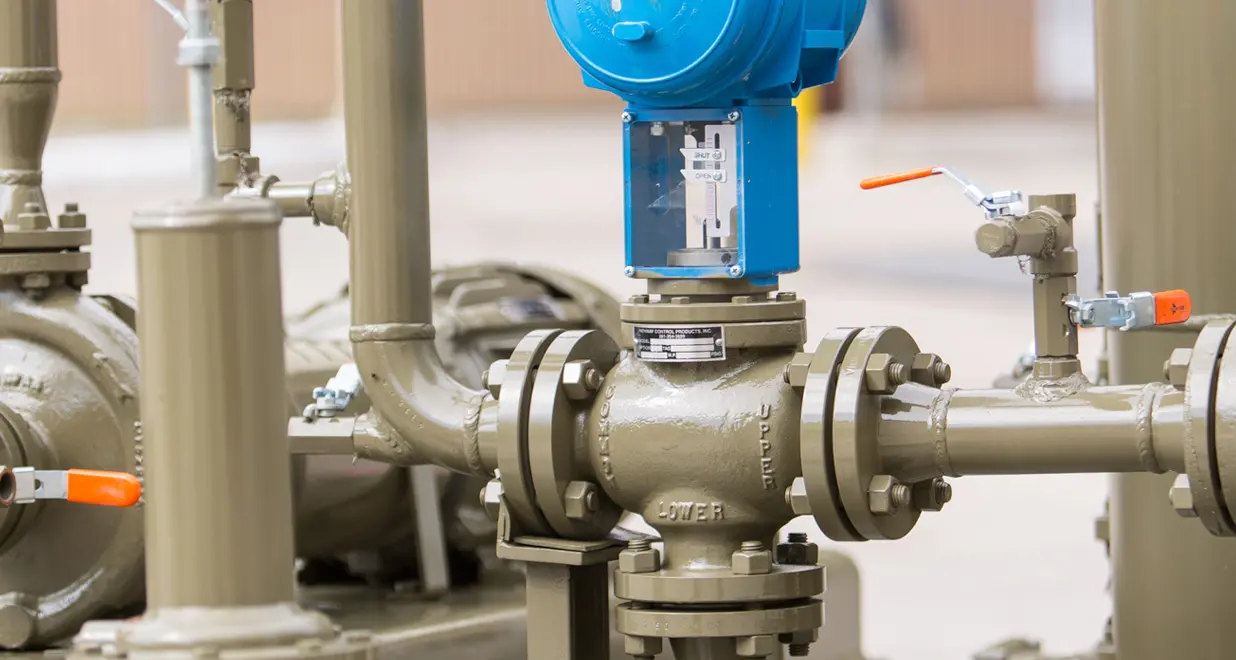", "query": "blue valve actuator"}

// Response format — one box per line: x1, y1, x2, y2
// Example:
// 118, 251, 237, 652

547, 1, 866, 285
